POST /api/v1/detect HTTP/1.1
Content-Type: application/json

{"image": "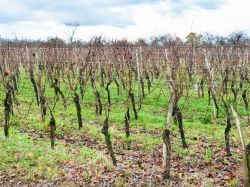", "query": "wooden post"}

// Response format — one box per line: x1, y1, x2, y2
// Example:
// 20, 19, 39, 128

204, 50, 218, 118
136, 49, 141, 109
231, 104, 250, 186
162, 49, 174, 179
193, 46, 198, 91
